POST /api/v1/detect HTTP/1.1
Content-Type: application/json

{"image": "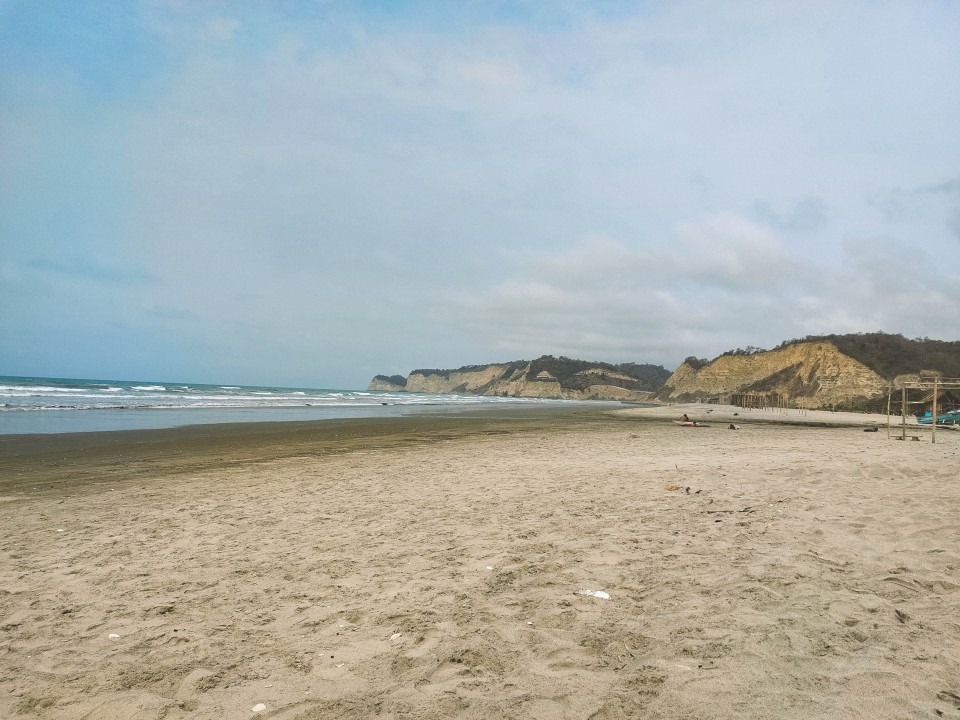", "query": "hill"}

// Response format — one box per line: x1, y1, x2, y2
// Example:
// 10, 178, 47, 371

658, 333, 960, 411
777, 333, 960, 379
367, 356, 671, 401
